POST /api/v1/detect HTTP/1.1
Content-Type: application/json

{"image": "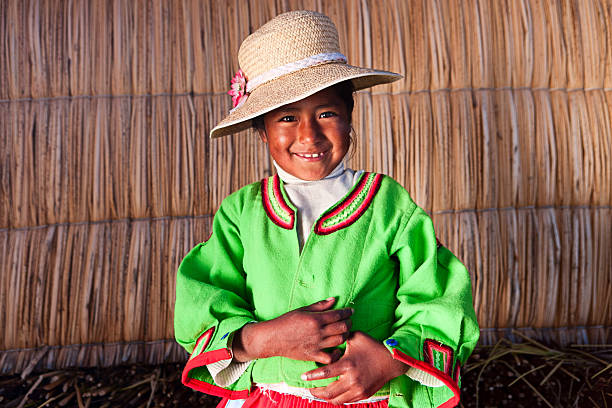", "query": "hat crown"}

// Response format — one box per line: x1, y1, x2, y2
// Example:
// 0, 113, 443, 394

238, 11, 342, 81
